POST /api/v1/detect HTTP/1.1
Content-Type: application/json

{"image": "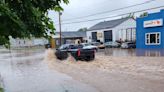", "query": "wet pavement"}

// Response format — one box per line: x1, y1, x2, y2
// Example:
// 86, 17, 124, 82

0, 48, 98, 92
